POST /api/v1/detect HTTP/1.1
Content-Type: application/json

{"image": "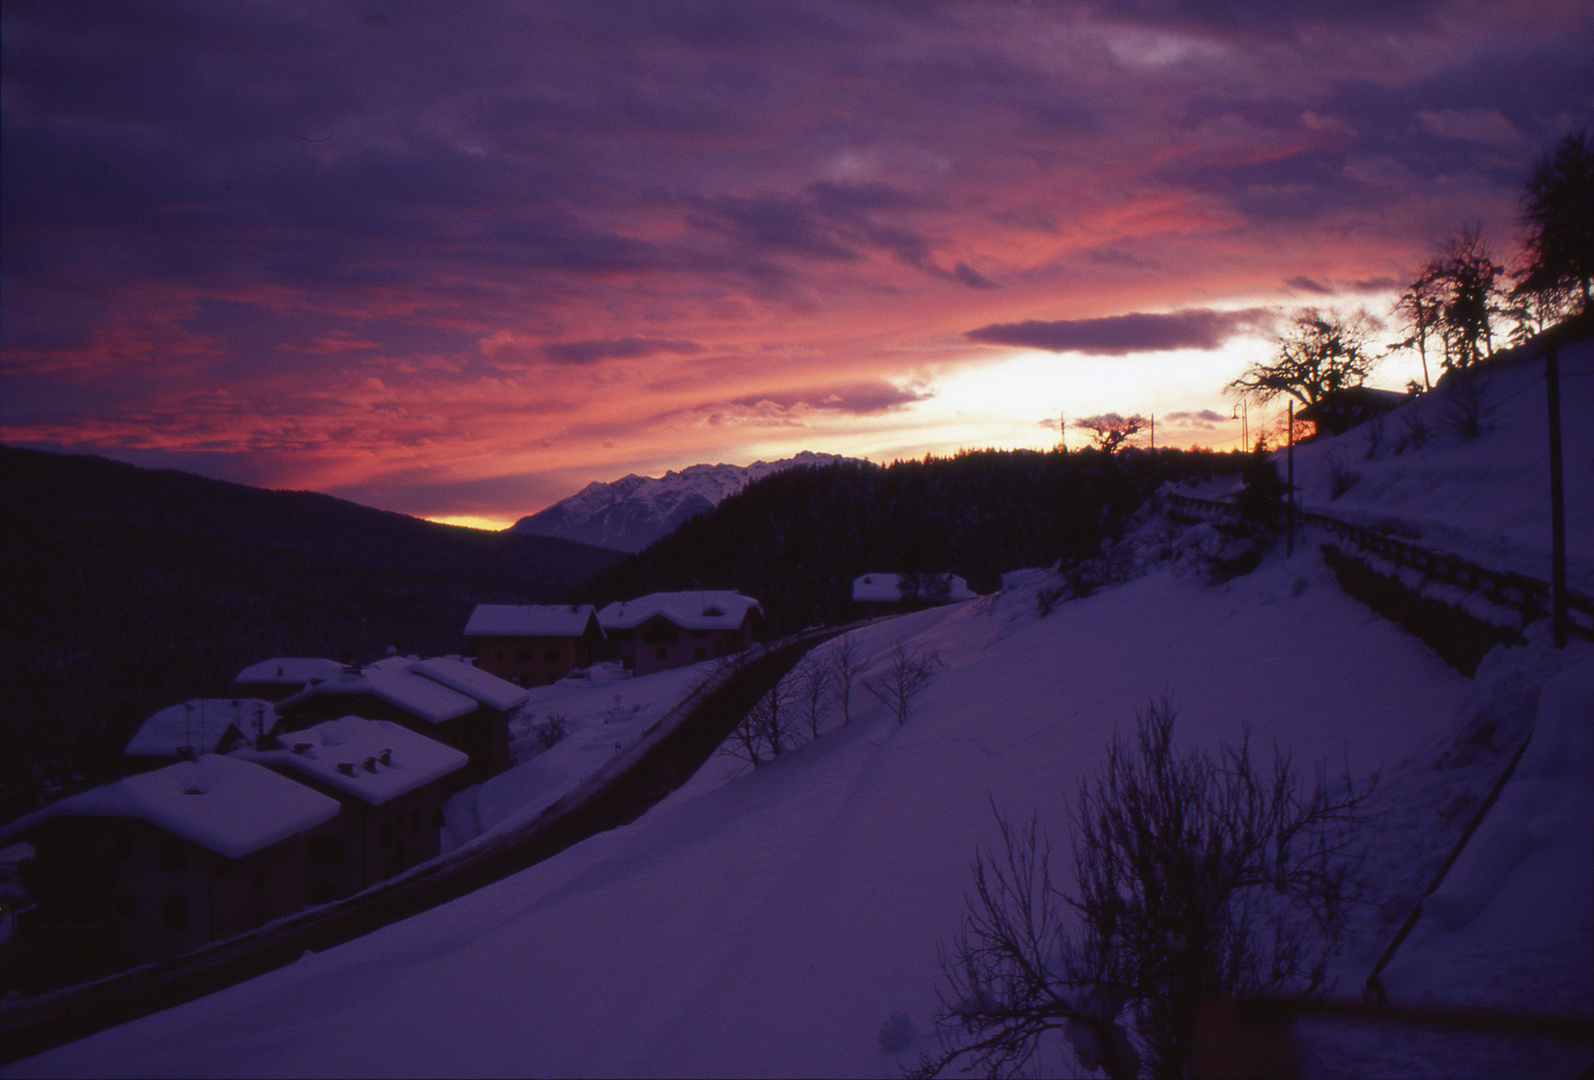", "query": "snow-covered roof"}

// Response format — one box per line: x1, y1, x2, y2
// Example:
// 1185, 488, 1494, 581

409, 656, 530, 713
277, 664, 477, 725
125, 698, 276, 758
277, 655, 530, 724
464, 603, 603, 640
234, 658, 344, 685
597, 591, 762, 632
234, 717, 468, 805
0, 755, 339, 859
852, 573, 975, 604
